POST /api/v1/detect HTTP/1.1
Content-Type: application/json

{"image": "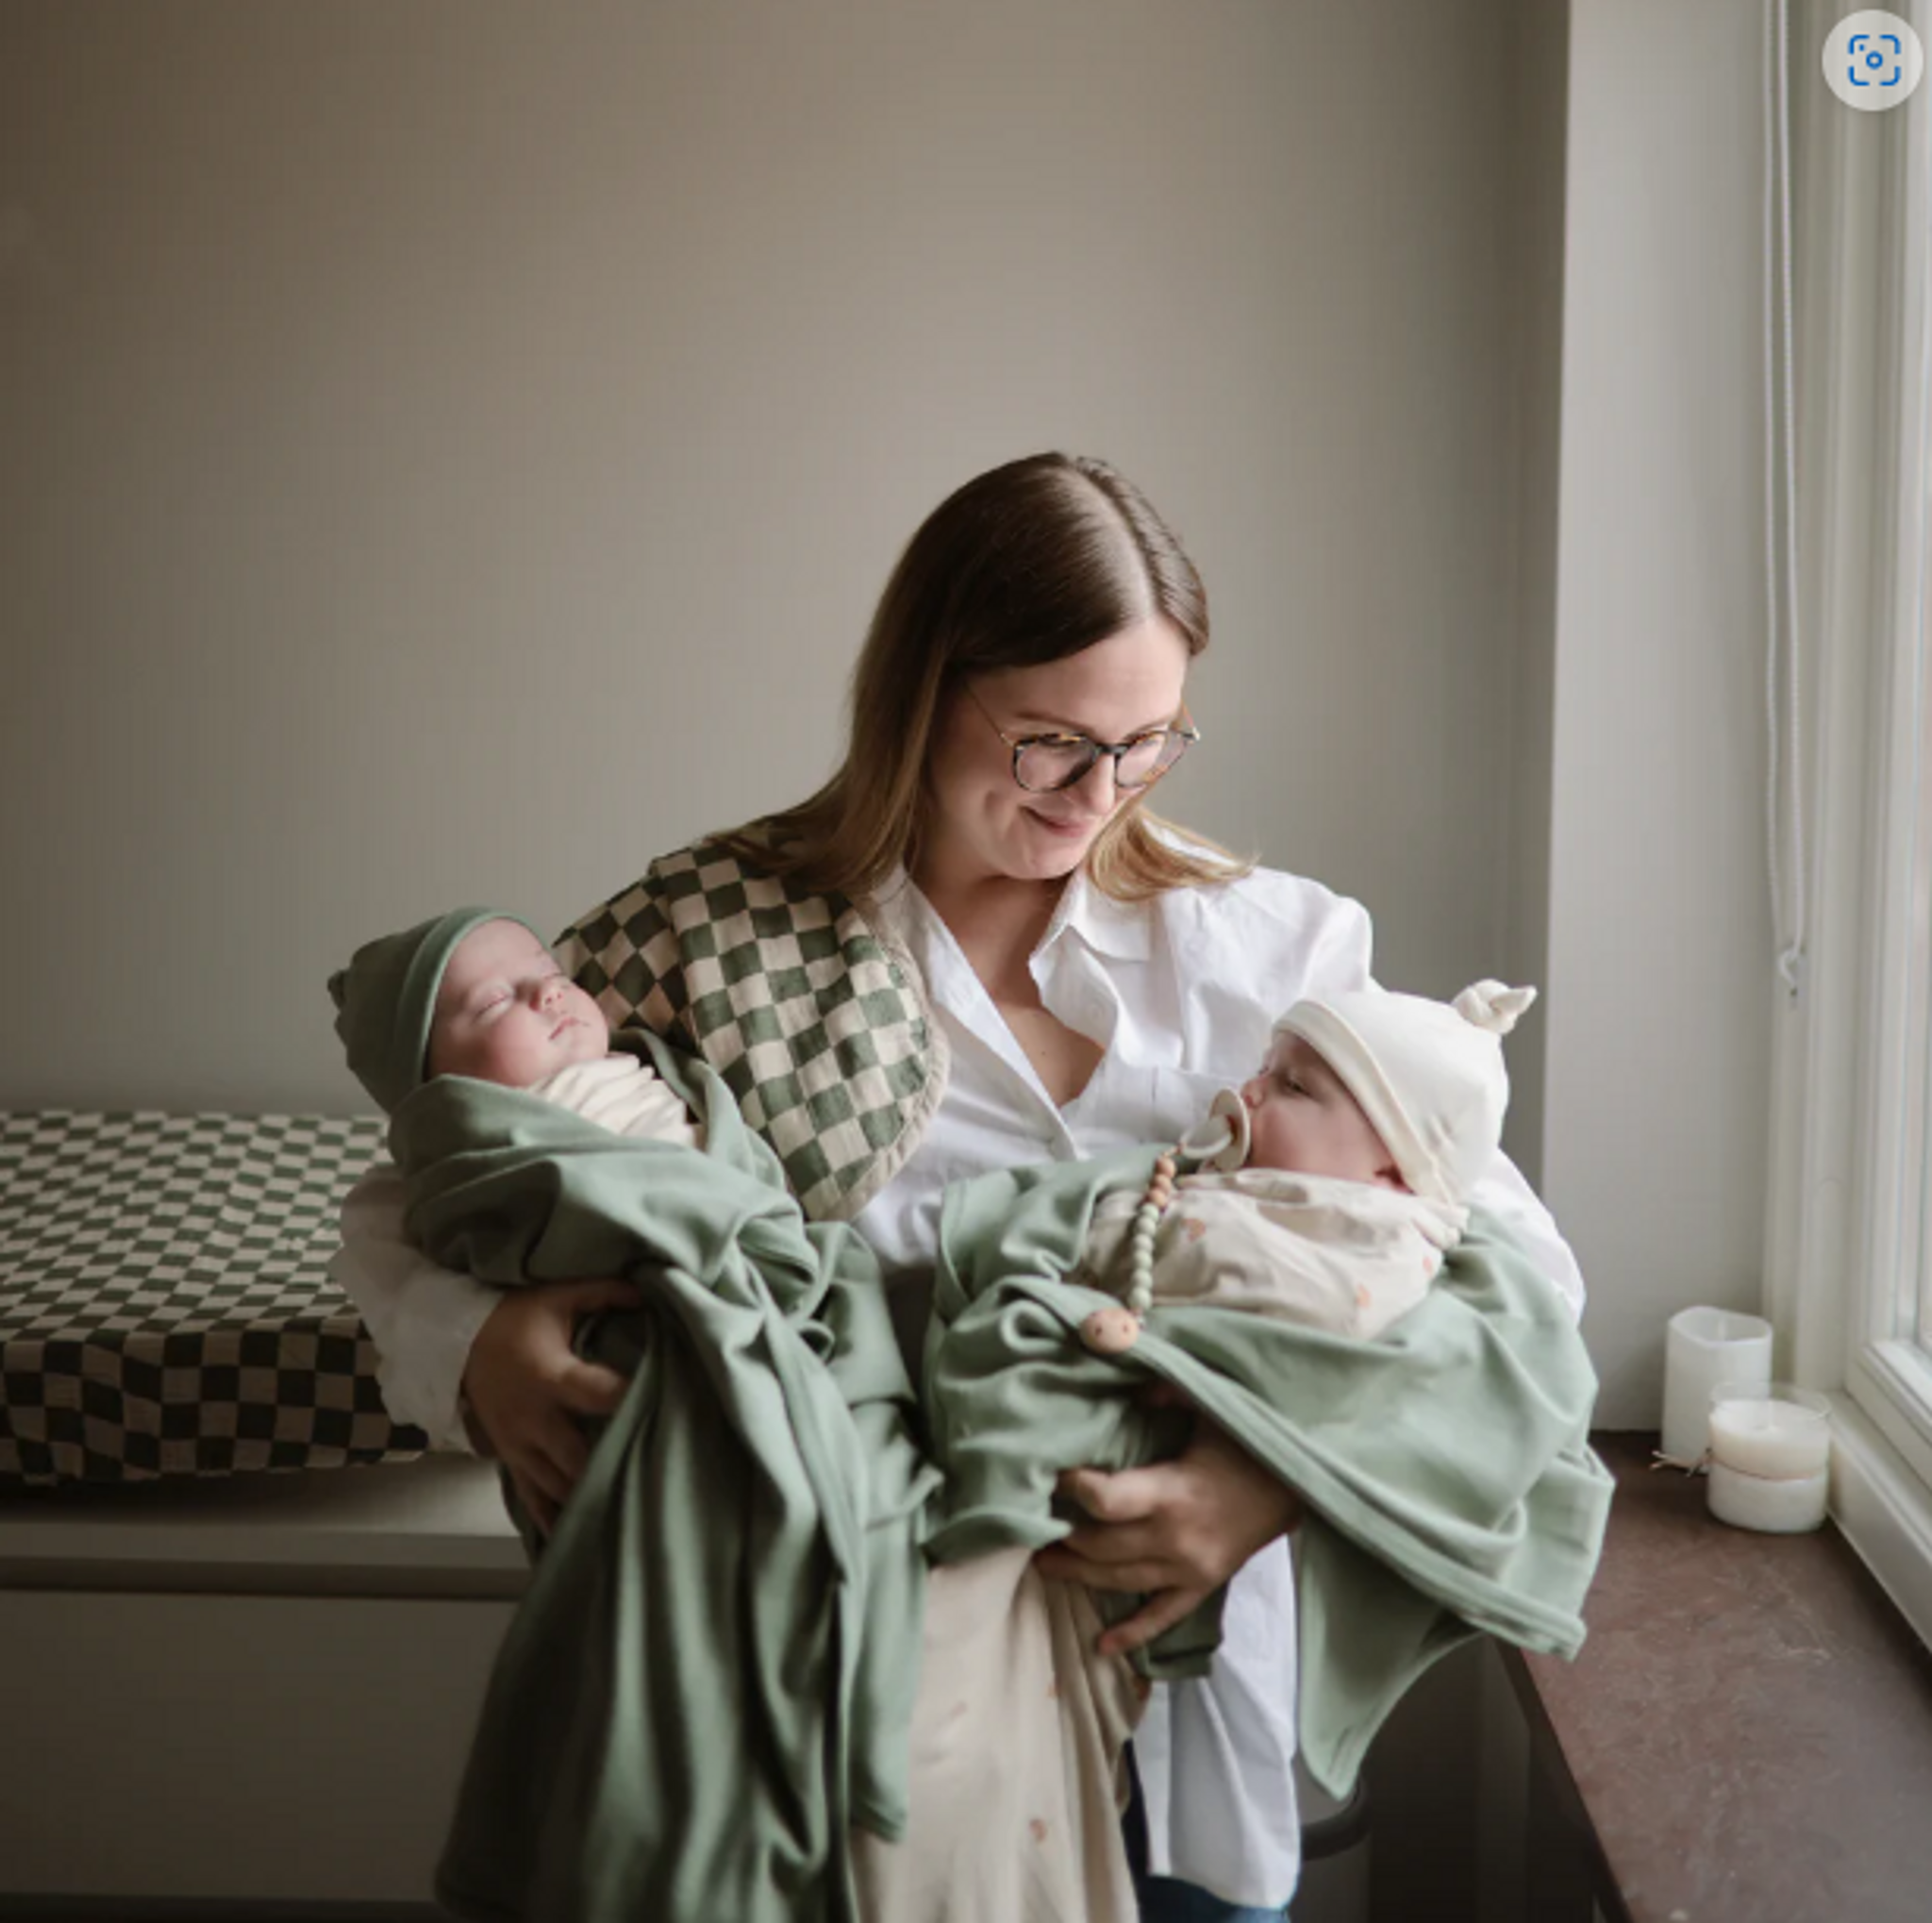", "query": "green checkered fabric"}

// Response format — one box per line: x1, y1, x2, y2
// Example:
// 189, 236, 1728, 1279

0, 1111, 426, 1484
556, 840, 945, 1221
